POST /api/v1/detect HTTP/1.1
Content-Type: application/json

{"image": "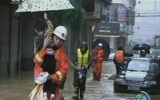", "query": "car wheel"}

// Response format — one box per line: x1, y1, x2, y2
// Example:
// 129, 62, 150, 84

155, 79, 160, 94
158, 80, 160, 94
